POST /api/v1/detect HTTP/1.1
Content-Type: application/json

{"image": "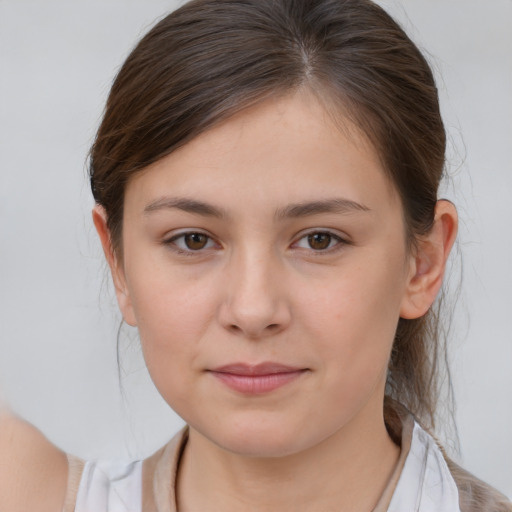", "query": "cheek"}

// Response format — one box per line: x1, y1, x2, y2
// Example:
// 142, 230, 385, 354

301, 249, 407, 388
124, 259, 220, 392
